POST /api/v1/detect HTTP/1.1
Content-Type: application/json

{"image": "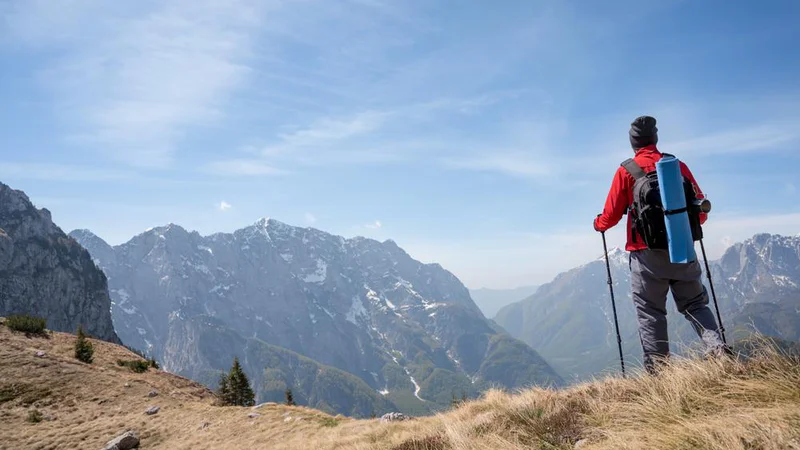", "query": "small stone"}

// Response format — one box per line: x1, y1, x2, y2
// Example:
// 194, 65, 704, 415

574, 439, 589, 449
144, 406, 160, 415
35, 351, 45, 358
380, 412, 411, 423
283, 416, 292, 422
147, 390, 158, 398
101, 430, 139, 450
124, 383, 131, 388
247, 413, 261, 419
